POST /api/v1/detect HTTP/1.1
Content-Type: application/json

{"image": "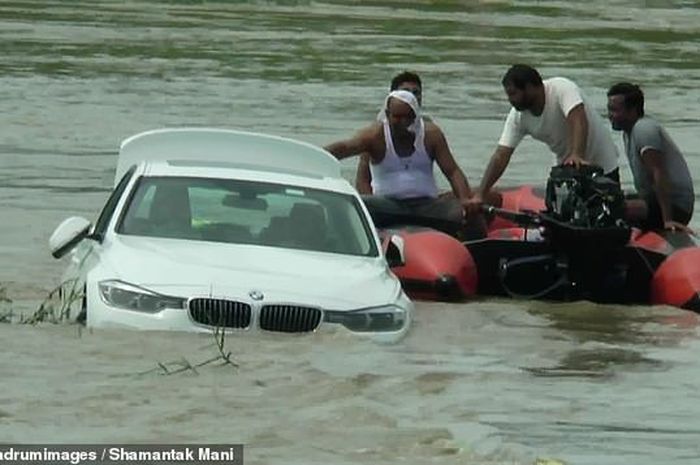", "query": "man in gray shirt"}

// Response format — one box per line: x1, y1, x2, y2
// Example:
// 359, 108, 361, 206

607, 82, 695, 233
